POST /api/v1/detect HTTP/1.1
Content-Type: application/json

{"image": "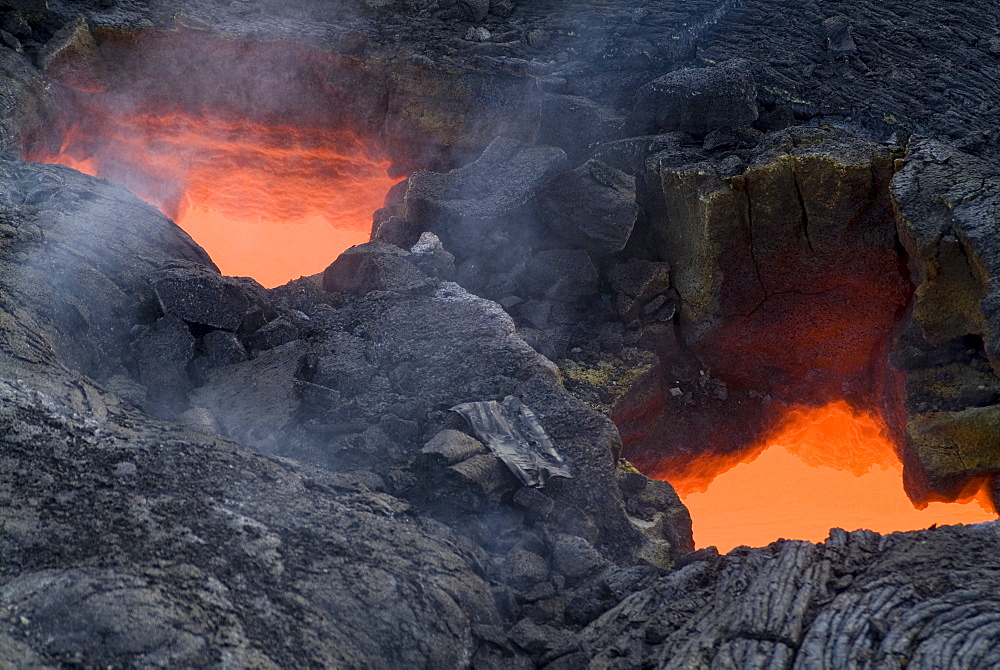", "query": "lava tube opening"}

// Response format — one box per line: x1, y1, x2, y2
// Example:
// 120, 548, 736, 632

655, 401, 996, 553
28, 31, 403, 288
618, 142, 1000, 552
